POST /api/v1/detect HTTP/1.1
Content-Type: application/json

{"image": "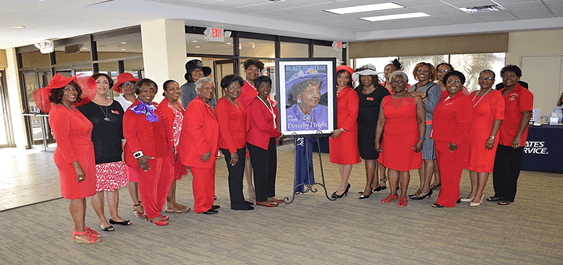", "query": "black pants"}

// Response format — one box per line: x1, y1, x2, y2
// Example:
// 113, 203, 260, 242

221, 147, 247, 209
248, 138, 277, 203
492, 144, 524, 202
